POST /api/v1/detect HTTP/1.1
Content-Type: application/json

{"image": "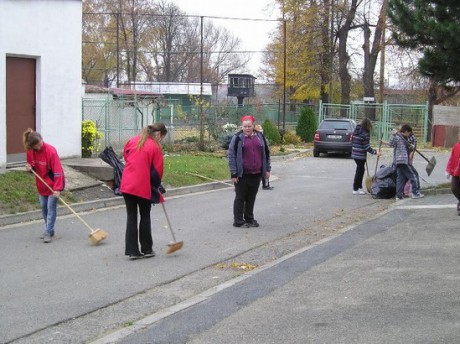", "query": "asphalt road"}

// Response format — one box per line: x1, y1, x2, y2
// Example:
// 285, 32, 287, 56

0, 149, 453, 343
